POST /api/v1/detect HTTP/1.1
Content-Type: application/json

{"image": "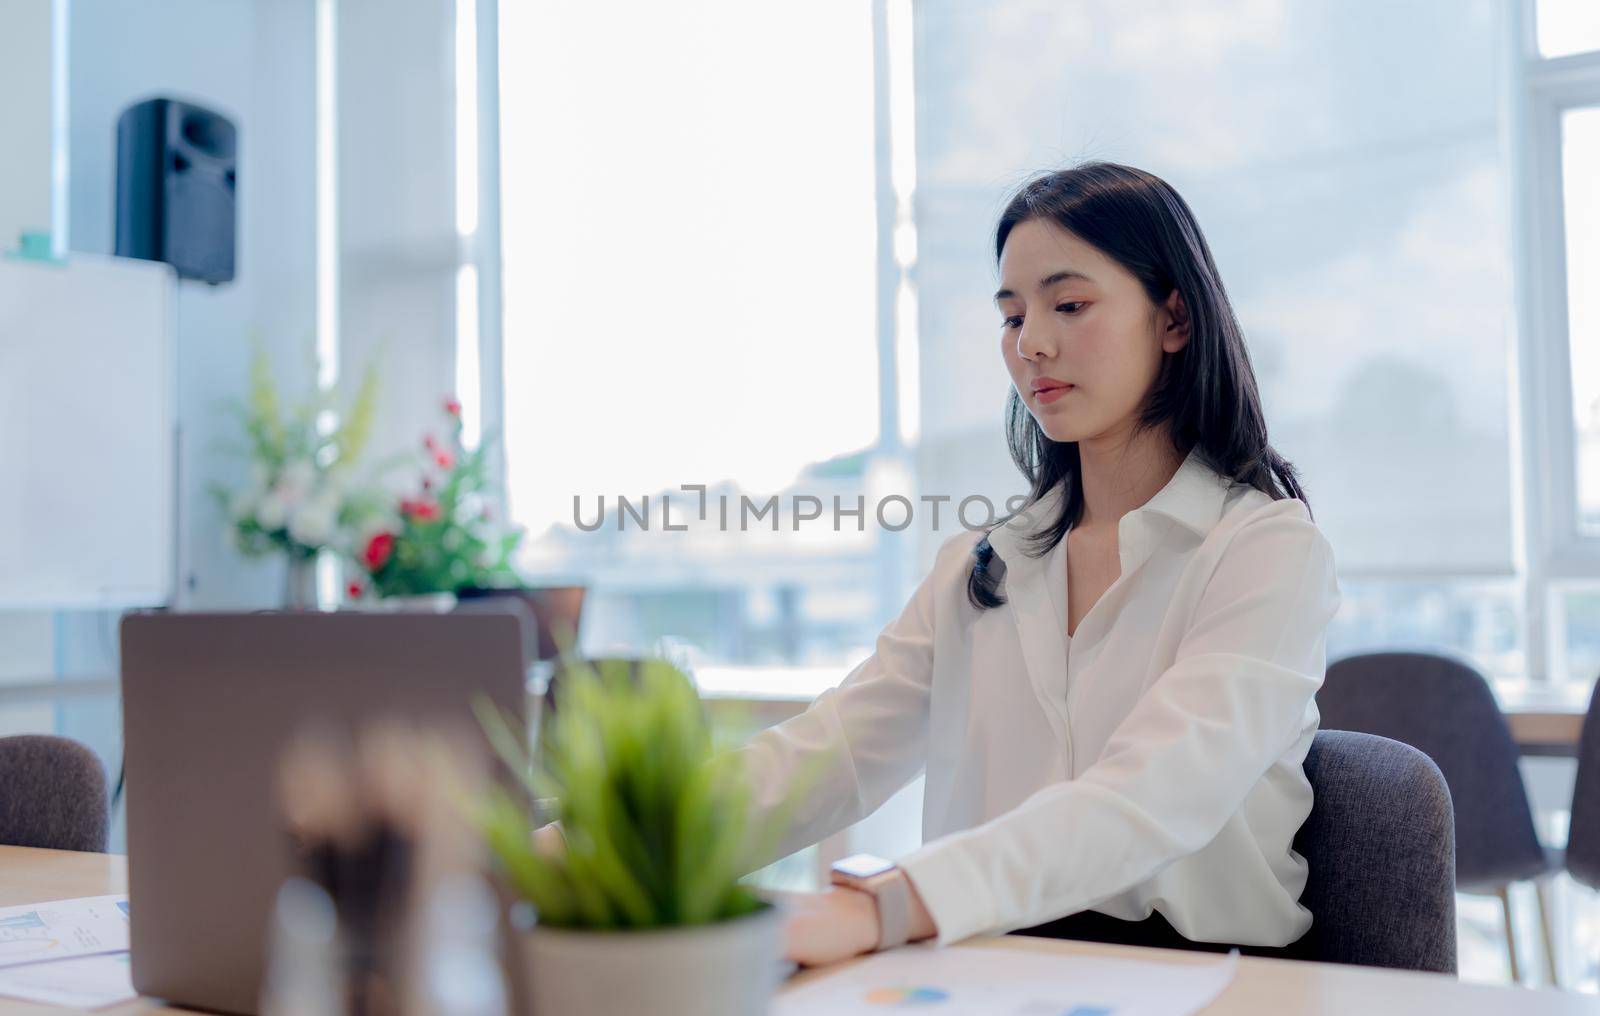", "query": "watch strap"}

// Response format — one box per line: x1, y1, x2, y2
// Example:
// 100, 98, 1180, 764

869, 868, 912, 951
